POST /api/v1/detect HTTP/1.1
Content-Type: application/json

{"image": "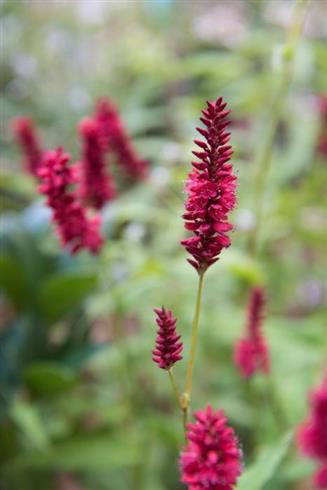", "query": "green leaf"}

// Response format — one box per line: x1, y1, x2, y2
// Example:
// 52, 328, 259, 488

64, 343, 107, 369
38, 271, 97, 323
282, 458, 316, 483
221, 250, 264, 284
0, 255, 28, 309
10, 401, 49, 451
237, 432, 293, 490
8, 433, 141, 471
23, 362, 76, 396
